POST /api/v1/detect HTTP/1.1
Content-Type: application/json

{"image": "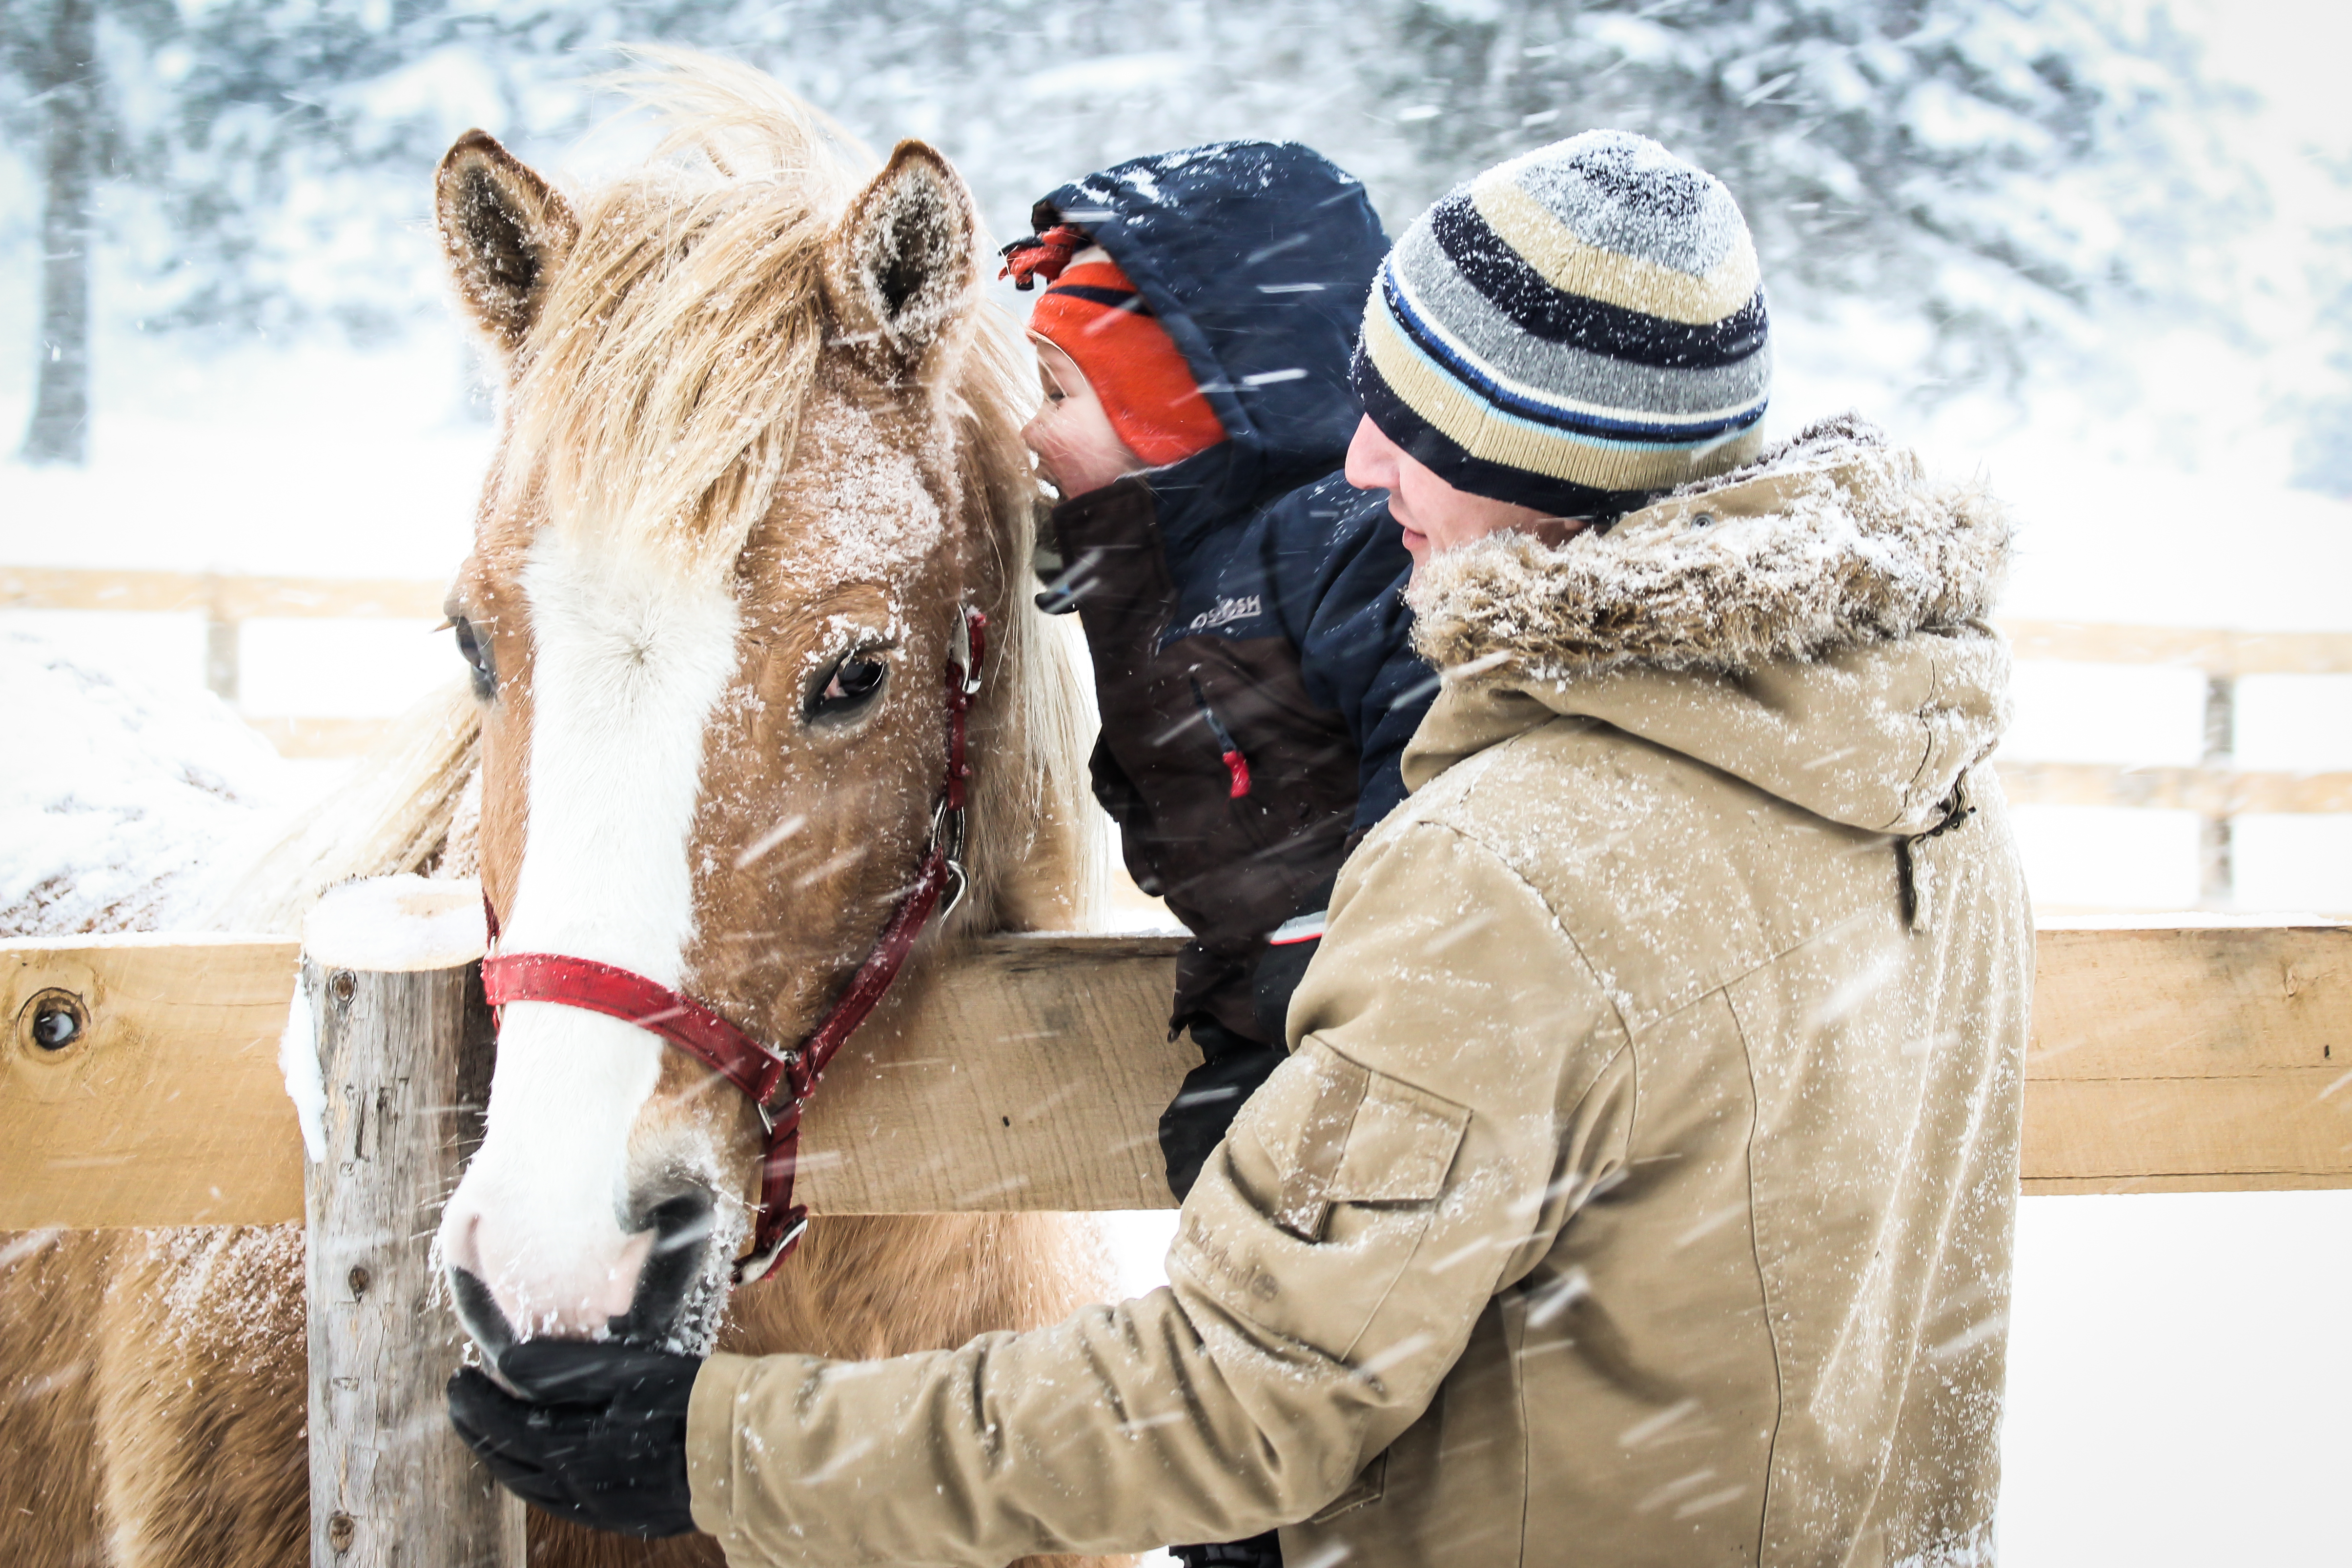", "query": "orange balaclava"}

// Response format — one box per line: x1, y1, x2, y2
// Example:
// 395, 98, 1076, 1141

1005, 225, 1227, 468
